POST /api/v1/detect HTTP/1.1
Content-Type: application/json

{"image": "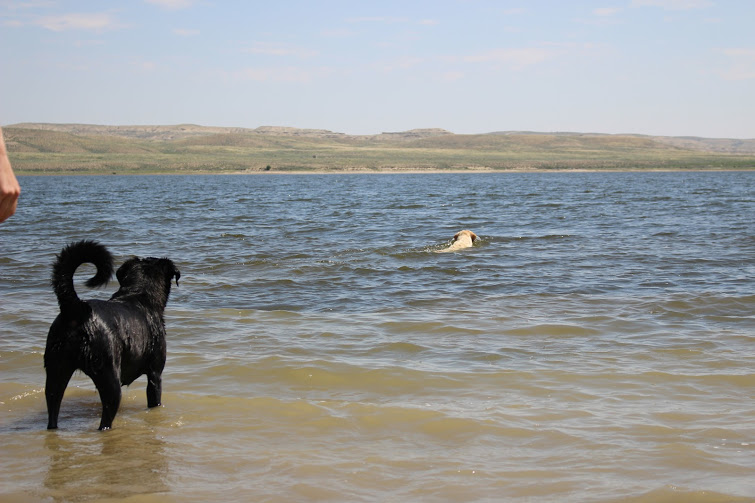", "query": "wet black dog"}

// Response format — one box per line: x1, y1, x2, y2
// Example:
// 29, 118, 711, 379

44, 240, 180, 430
